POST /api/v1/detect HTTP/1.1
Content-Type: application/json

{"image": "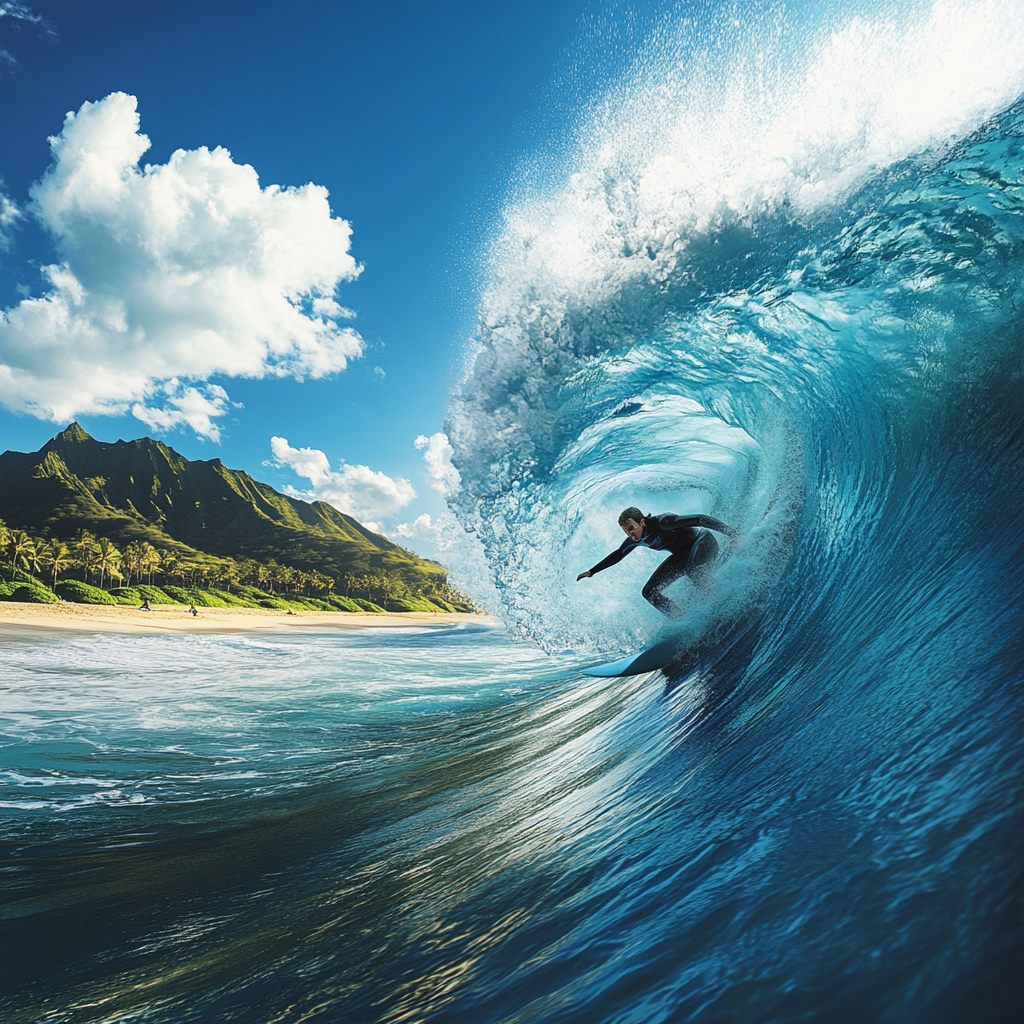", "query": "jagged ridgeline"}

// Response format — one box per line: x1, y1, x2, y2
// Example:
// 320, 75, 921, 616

0, 424, 463, 609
